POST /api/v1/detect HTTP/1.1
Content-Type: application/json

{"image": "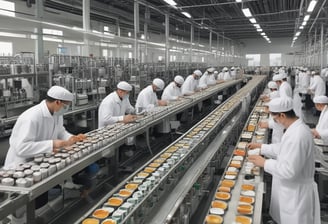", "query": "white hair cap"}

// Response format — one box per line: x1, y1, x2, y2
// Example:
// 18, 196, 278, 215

207, 67, 215, 73
214, 71, 218, 74
313, 95, 328, 104
231, 66, 235, 70
223, 67, 228, 71
272, 74, 282, 81
269, 97, 293, 113
174, 75, 184, 85
193, 70, 202, 76
47, 86, 73, 101
153, 78, 165, 90
117, 81, 132, 91
268, 81, 278, 89
280, 73, 287, 79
